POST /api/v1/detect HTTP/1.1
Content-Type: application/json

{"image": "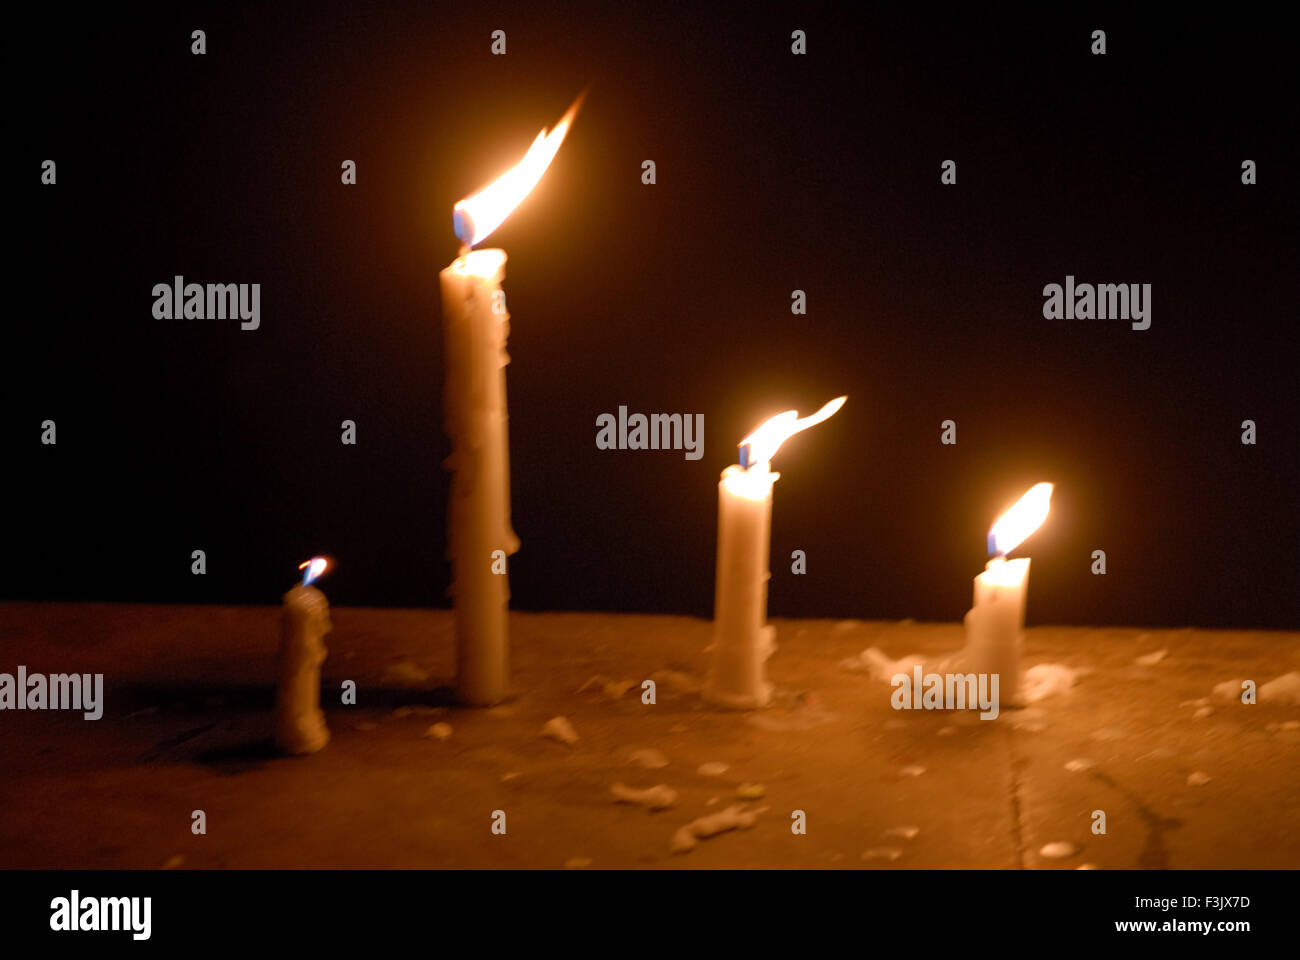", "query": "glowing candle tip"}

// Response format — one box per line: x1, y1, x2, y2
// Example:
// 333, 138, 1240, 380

738, 395, 847, 470
298, 557, 329, 587
987, 482, 1053, 557
451, 93, 583, 248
